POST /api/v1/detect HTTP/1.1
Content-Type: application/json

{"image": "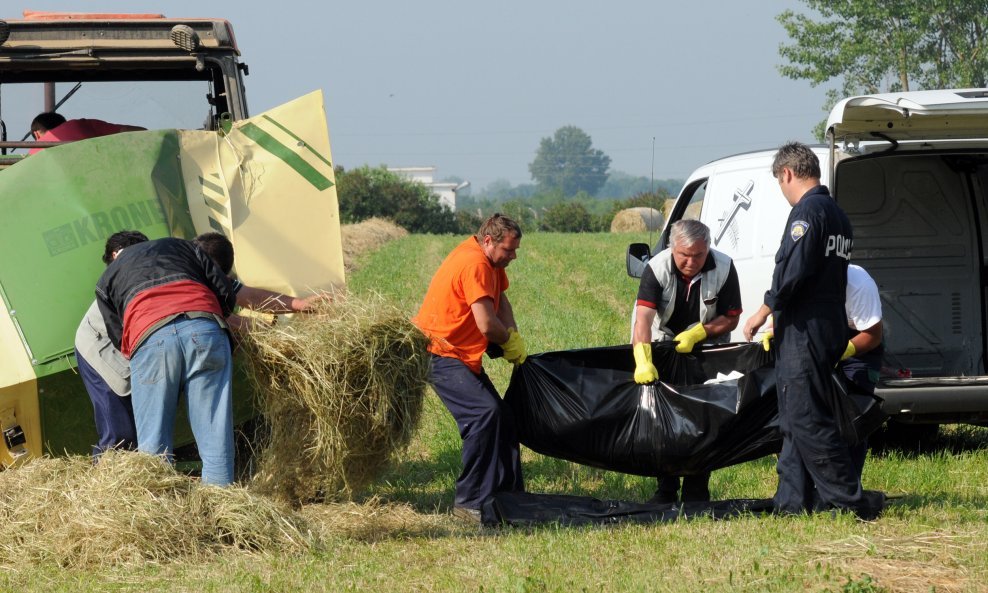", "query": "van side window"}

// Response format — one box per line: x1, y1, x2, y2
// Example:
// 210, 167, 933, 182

677, 179, 707, 221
